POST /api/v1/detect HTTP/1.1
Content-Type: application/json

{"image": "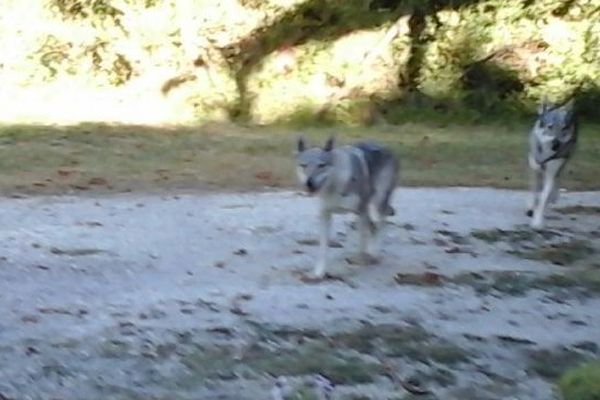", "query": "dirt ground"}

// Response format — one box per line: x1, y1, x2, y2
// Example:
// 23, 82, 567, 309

0, 187, 599, 400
